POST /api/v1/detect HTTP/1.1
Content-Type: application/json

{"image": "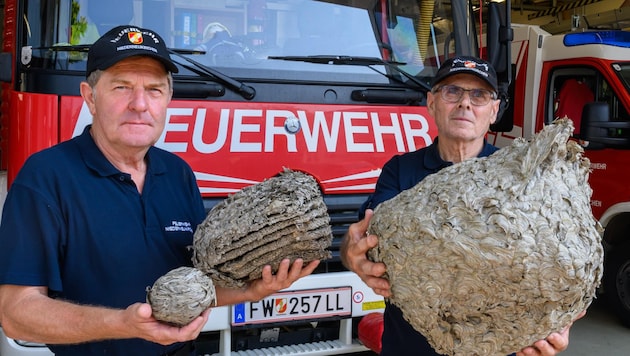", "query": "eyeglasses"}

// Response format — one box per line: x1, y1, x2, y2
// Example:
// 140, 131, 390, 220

433, 84, 497, 106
